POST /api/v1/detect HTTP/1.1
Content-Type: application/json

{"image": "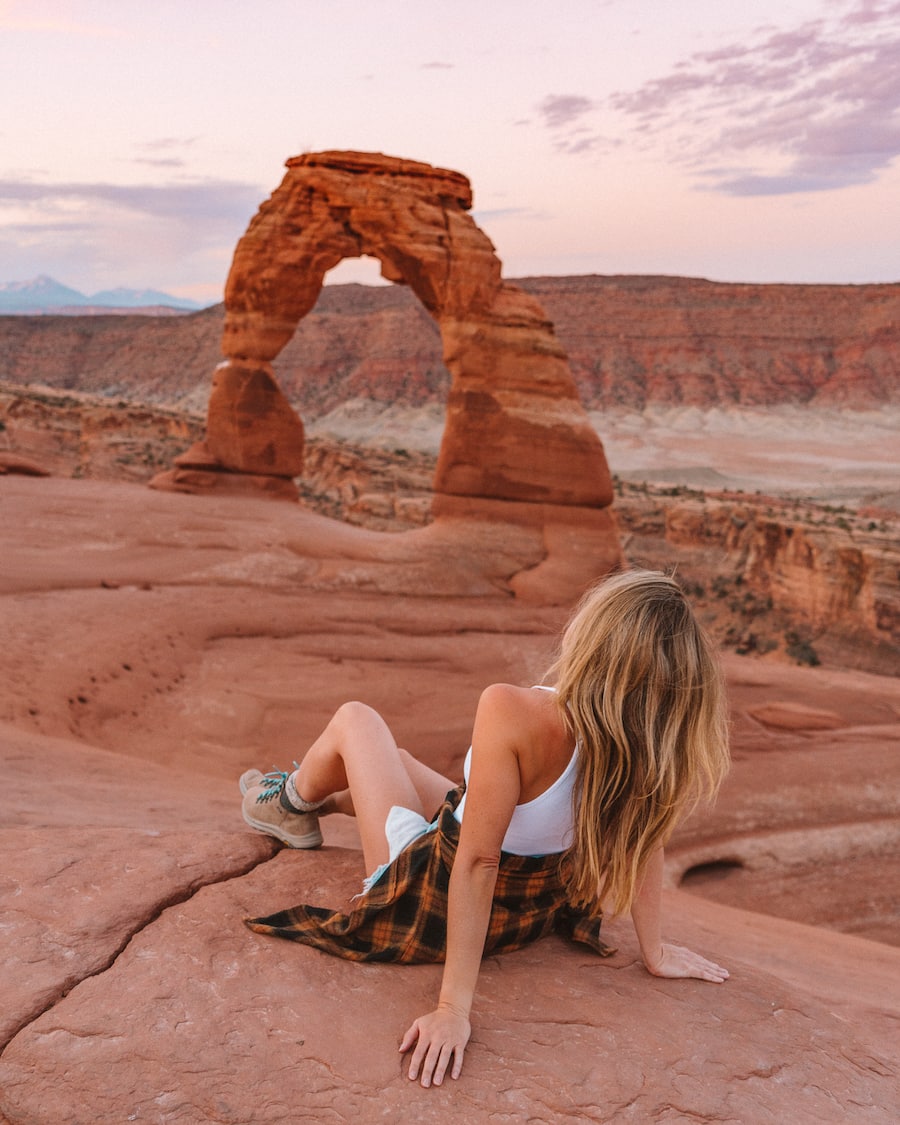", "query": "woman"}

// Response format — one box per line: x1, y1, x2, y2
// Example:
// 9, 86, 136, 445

240, 568, 731, 1088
